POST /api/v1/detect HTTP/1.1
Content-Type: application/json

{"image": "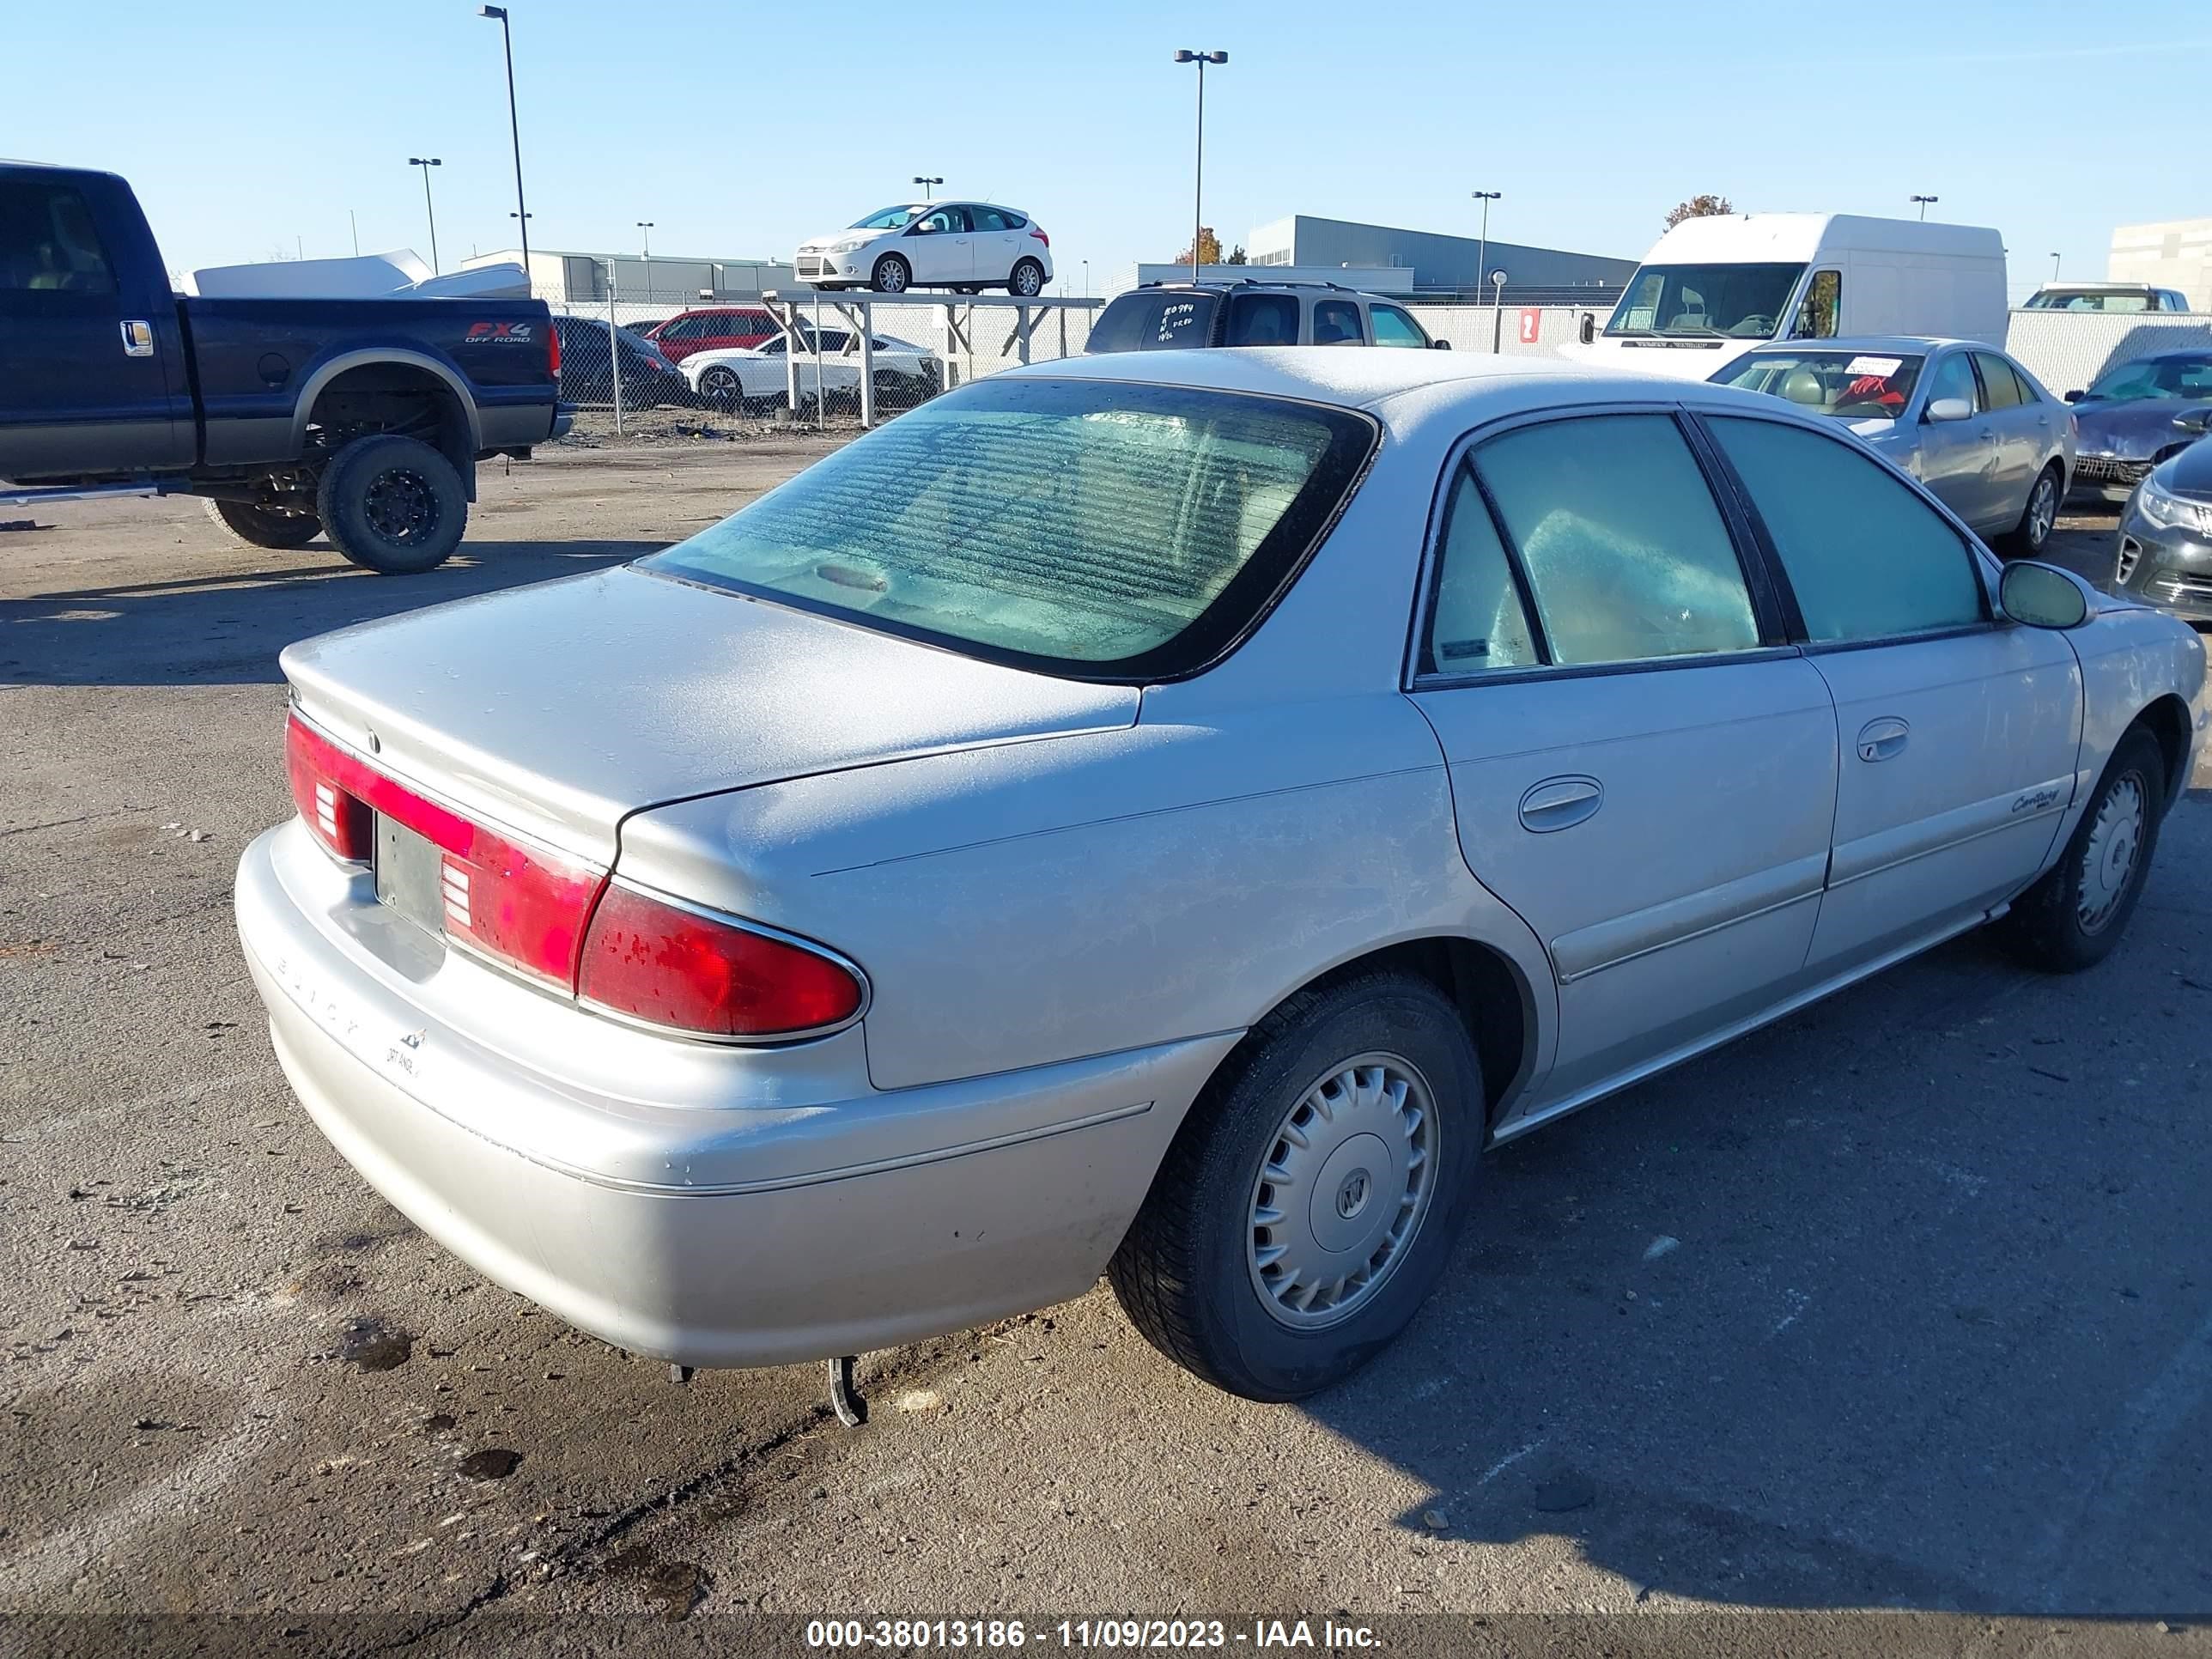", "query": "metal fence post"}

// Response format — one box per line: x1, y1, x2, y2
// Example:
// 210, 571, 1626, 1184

605, 260, 624, 437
